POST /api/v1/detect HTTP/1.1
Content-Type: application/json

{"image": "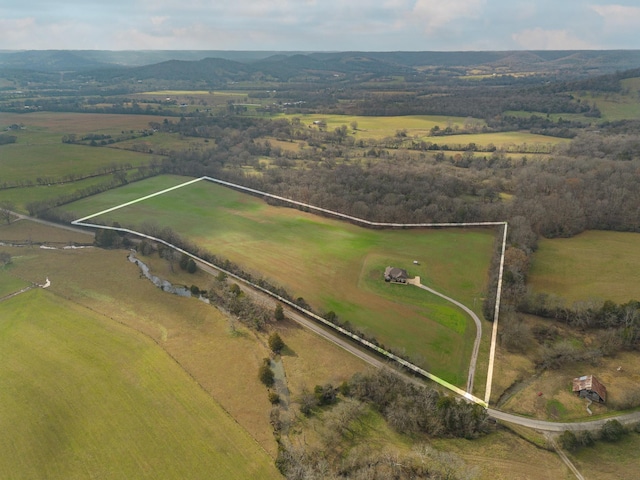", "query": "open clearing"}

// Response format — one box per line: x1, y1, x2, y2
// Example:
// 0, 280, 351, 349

1, 220, 369, 458
570, 431, 640, 480
63, 175, 495, 386
528, 230, 640, 304
0, 112, 163, 134
275, 113, 568, 149
0, 287, 280, 480
0, 126, 153, 183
